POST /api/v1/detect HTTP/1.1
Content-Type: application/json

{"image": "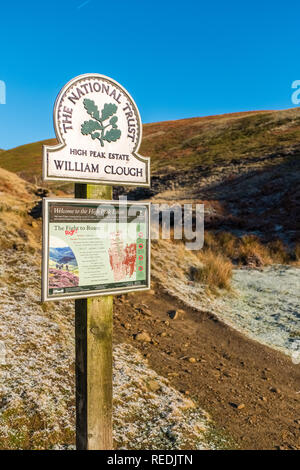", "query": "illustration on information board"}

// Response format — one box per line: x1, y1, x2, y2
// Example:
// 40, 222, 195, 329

109, 231, 136, 282
49, 236, 79, 288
